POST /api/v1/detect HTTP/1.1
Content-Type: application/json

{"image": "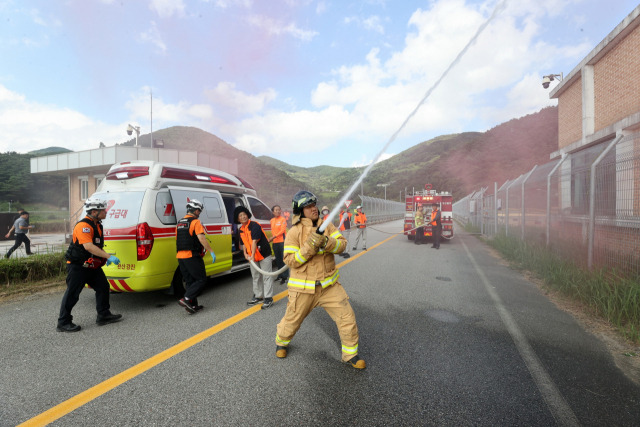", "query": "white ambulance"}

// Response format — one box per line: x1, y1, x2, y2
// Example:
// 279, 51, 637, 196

88, 161, 274, 293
